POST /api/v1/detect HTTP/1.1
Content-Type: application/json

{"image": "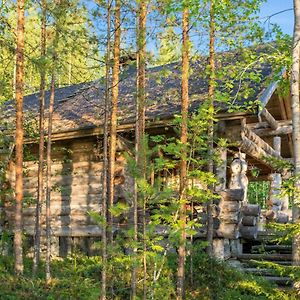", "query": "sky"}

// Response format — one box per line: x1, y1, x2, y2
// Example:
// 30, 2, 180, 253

260, 0, 294, 35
